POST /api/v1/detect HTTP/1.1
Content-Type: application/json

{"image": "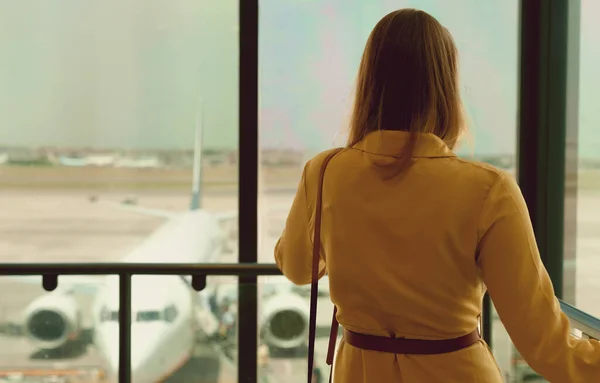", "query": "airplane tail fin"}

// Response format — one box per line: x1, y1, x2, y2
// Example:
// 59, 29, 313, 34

190, 100, 204, 211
